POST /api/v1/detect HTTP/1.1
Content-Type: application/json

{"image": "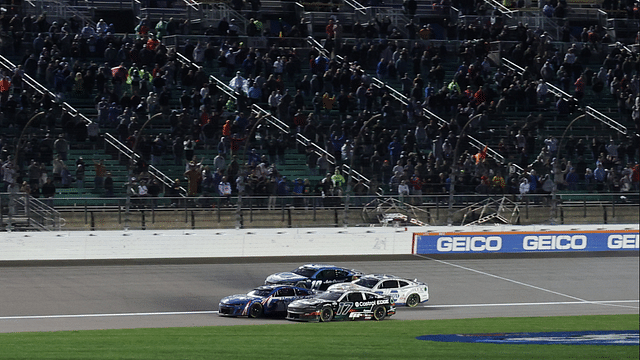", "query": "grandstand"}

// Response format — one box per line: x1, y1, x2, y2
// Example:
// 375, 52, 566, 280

0, 0, 638, 230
